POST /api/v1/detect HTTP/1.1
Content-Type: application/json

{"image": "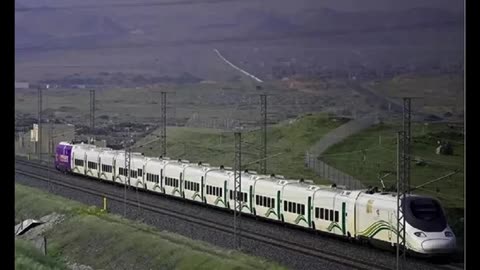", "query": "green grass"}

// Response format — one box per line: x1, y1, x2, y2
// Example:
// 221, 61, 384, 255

15, 239, 68, 270
134, 113, 348, 184
15, 184, 83, 224
15, 183, 287, 270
